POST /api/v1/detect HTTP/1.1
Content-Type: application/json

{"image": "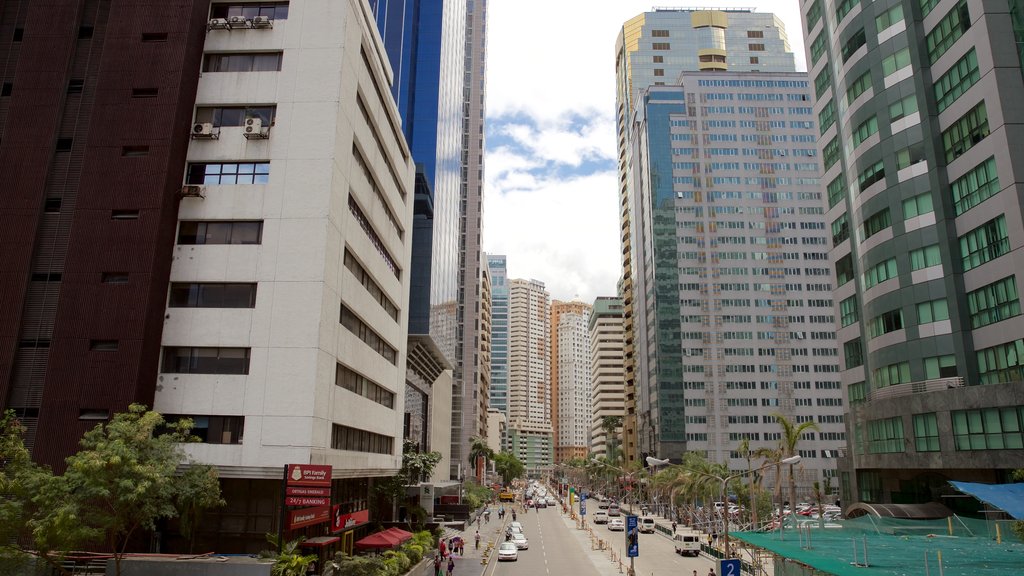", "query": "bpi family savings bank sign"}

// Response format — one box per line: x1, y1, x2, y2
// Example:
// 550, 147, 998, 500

286, 464, 332, 529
